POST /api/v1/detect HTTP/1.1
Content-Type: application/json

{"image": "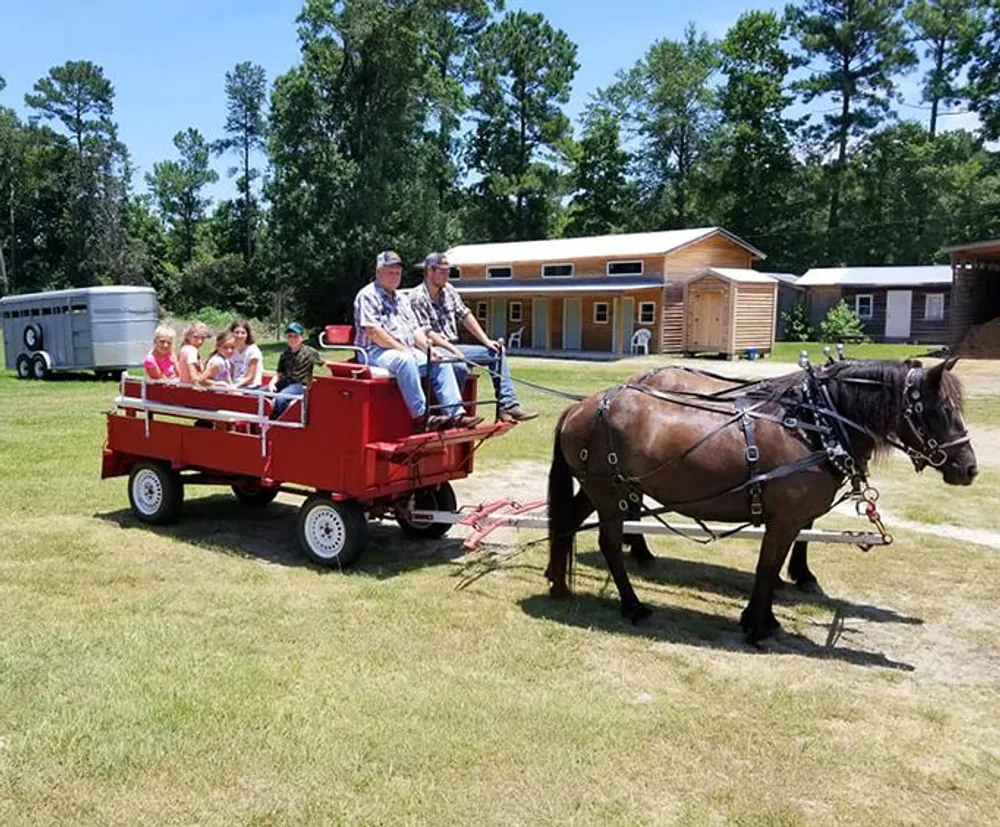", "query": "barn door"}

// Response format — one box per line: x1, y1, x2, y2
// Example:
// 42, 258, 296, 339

563, 298, 582, 350
690, 290, 725, 350
532, 299, 548, 348
490, 299, 507, 340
